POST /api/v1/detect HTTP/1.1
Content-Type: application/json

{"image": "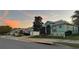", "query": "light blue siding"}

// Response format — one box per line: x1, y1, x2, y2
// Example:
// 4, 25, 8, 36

50, 24, 78, 37
45, 21, 78, 37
